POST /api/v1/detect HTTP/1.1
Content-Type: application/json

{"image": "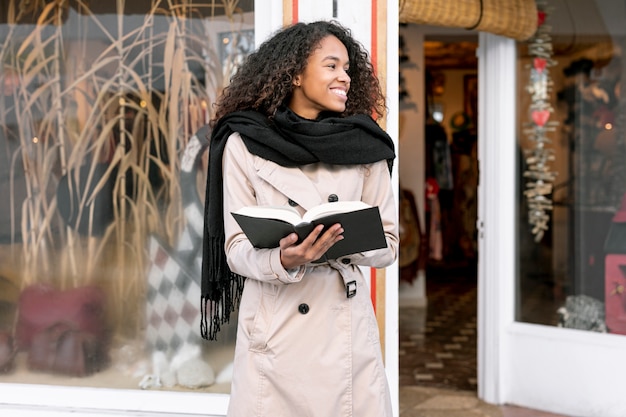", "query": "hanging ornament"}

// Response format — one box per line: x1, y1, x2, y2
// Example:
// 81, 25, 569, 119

523, 0, 558, 242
